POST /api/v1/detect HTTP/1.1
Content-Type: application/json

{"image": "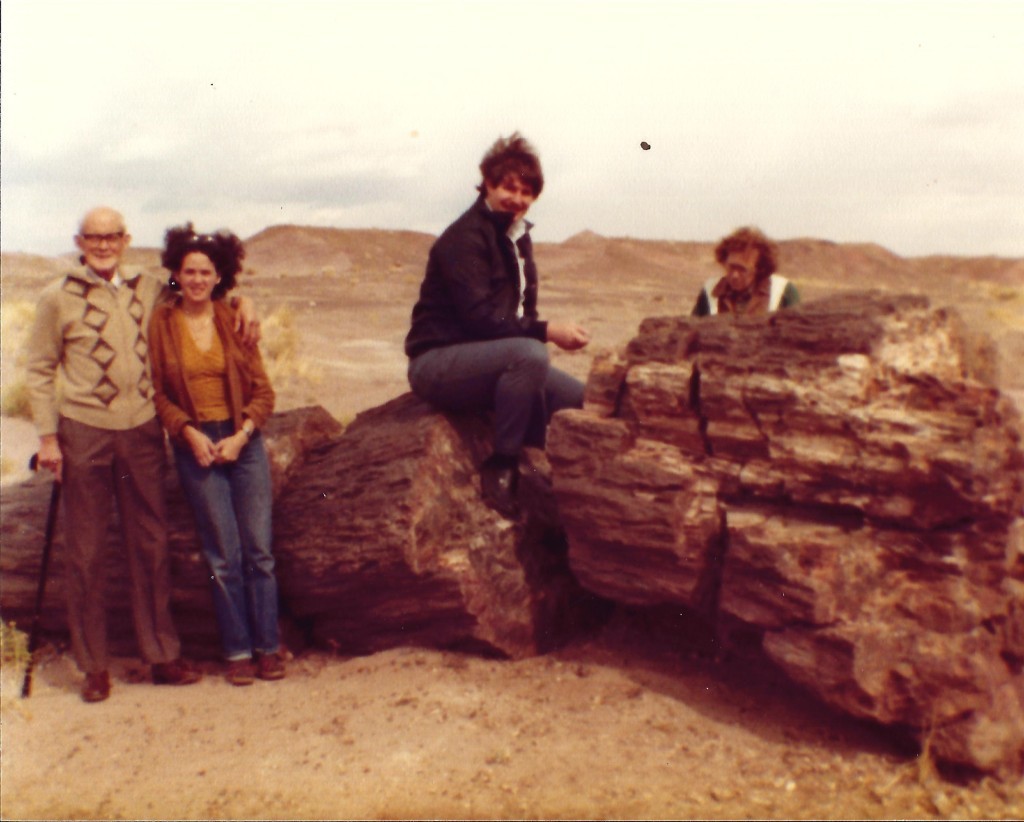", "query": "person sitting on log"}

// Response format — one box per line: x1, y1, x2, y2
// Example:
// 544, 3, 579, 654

149, 224, 284, 687
404, 133, 591, 518
692, 226, 800, 316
